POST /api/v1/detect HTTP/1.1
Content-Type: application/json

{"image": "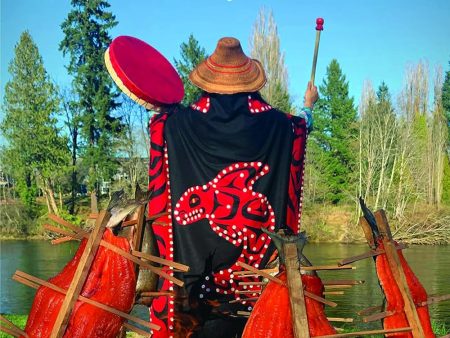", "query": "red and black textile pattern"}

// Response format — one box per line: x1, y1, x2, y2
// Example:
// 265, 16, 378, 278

147, 112, 176, 337
284, 114, 308, 234
148, 93, 309, 337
